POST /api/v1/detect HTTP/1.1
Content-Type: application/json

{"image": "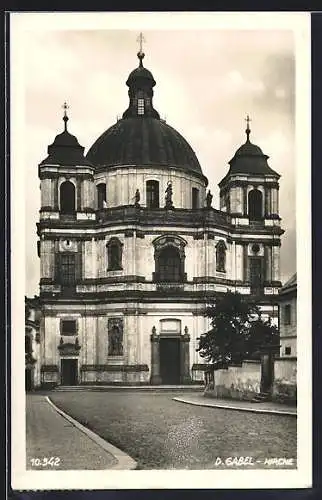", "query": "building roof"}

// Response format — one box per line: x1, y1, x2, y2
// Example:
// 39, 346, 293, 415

279, 273, 297, 296
219, 123, 280, 186
40, 112, 93, 167
86, 117, 202, 173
